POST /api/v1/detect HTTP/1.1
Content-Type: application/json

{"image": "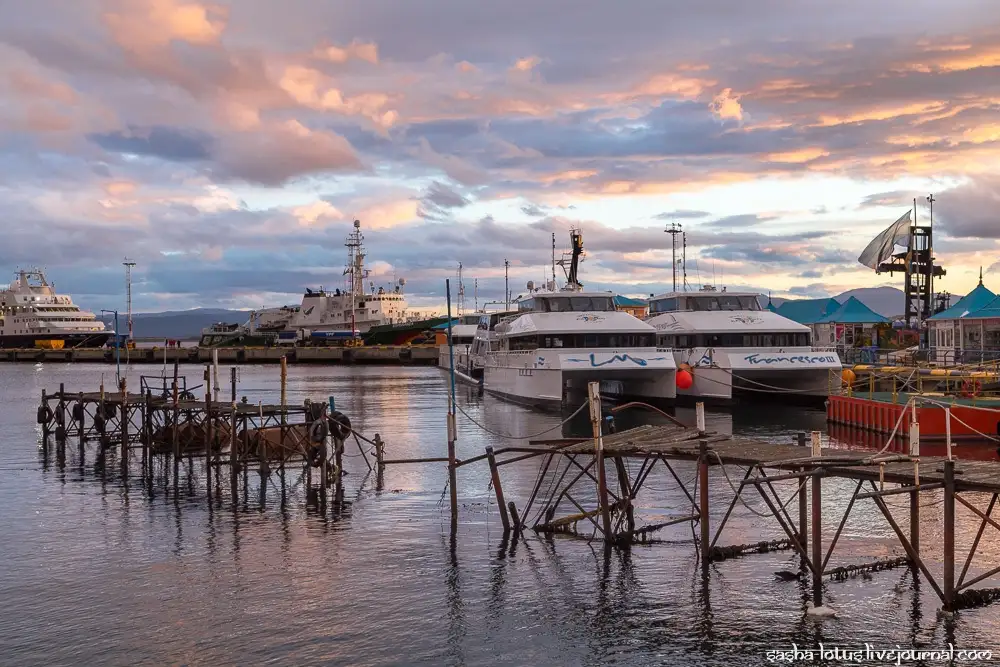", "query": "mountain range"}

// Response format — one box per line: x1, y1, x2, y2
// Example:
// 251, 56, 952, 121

108, 287, 908, 340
